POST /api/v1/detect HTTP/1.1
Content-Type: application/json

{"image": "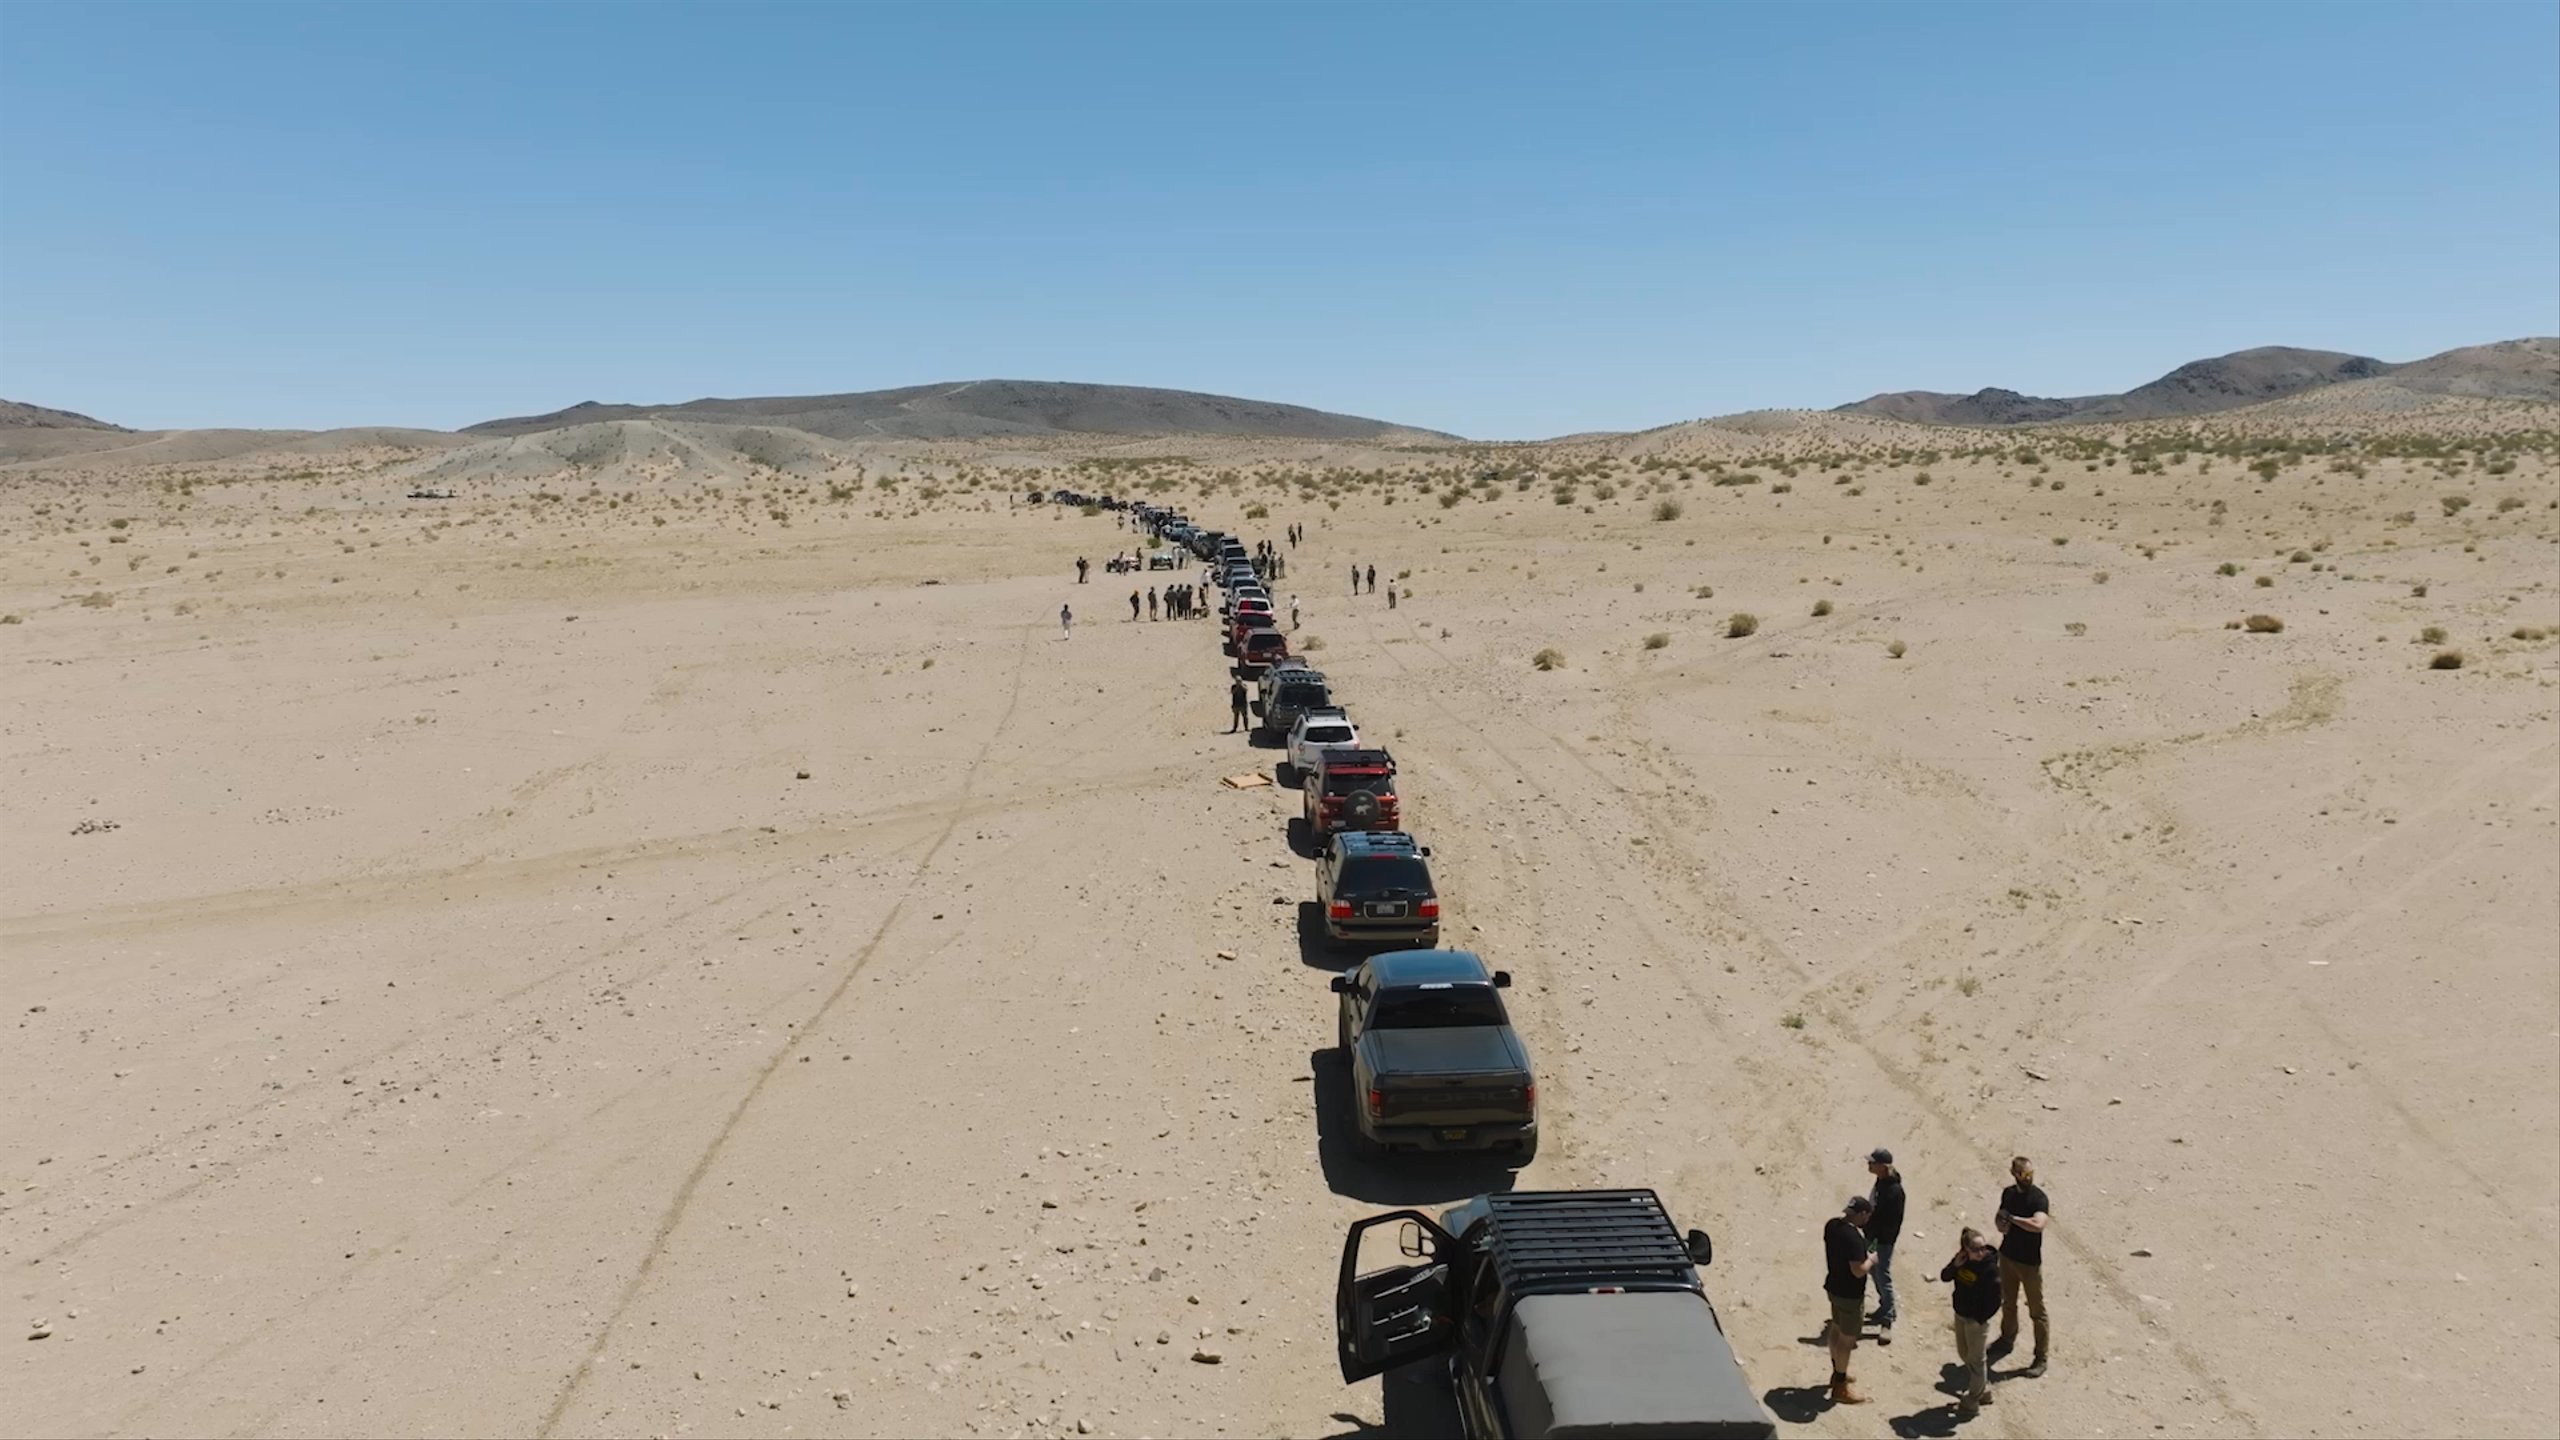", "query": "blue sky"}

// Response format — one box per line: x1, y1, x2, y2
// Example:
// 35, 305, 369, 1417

2, 1, 2553, 439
